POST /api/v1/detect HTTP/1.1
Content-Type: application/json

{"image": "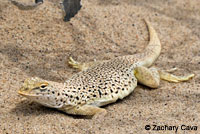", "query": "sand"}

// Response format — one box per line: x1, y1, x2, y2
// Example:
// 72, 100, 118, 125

0, 0, 200, 134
